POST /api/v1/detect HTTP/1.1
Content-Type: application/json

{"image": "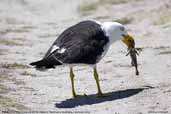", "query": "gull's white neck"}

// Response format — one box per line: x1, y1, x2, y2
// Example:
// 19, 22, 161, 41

100, 22, 124, 44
